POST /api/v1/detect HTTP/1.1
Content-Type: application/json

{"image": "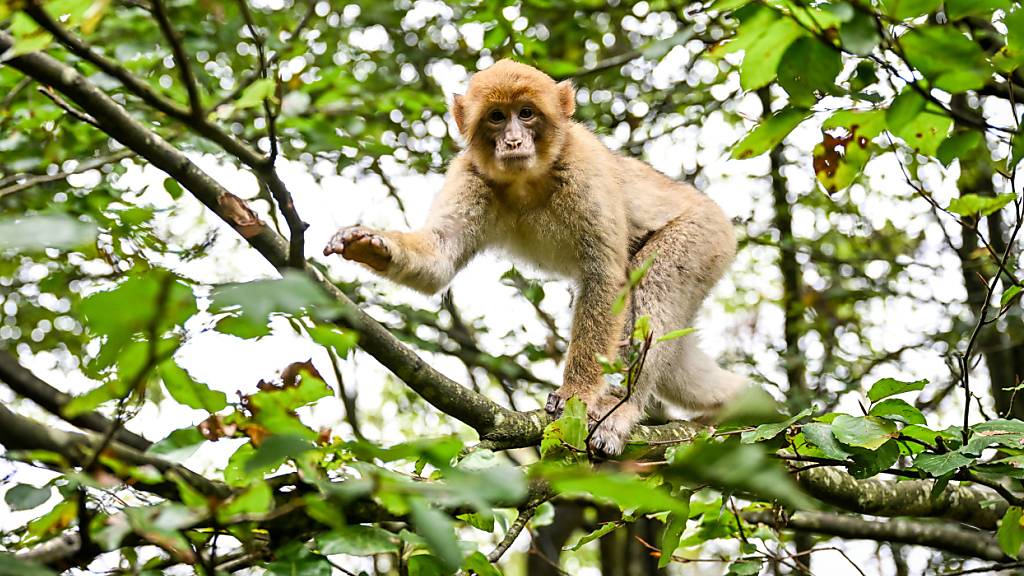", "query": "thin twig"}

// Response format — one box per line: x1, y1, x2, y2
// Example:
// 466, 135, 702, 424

487, 505, 537, 563
0, 149, 133, 198
150, 0, 203, 115
38, 86, 100, 128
